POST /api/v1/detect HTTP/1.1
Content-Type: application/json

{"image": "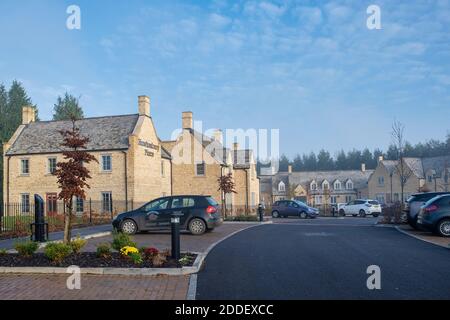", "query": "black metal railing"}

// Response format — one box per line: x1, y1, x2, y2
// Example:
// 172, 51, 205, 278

0, 199, 133, 239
